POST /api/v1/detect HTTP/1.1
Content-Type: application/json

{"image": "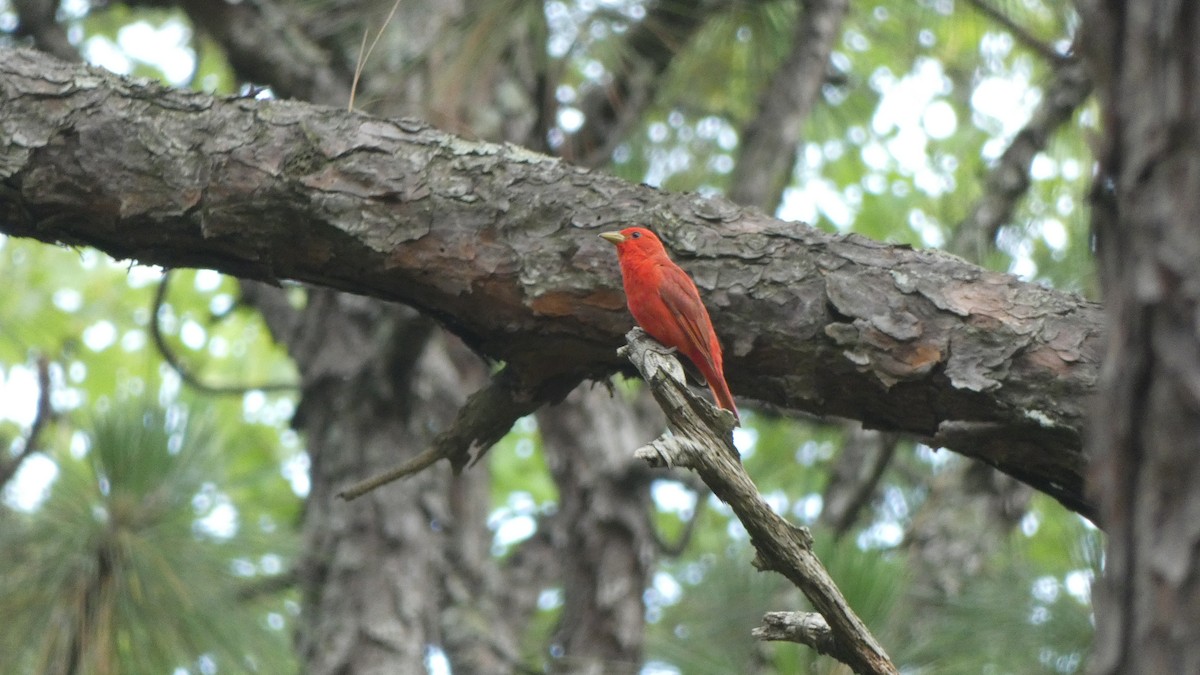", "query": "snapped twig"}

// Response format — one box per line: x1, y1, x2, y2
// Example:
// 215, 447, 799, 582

620, 327, 897, 675
339, 366, 570, 500
753, 611, 840, 657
